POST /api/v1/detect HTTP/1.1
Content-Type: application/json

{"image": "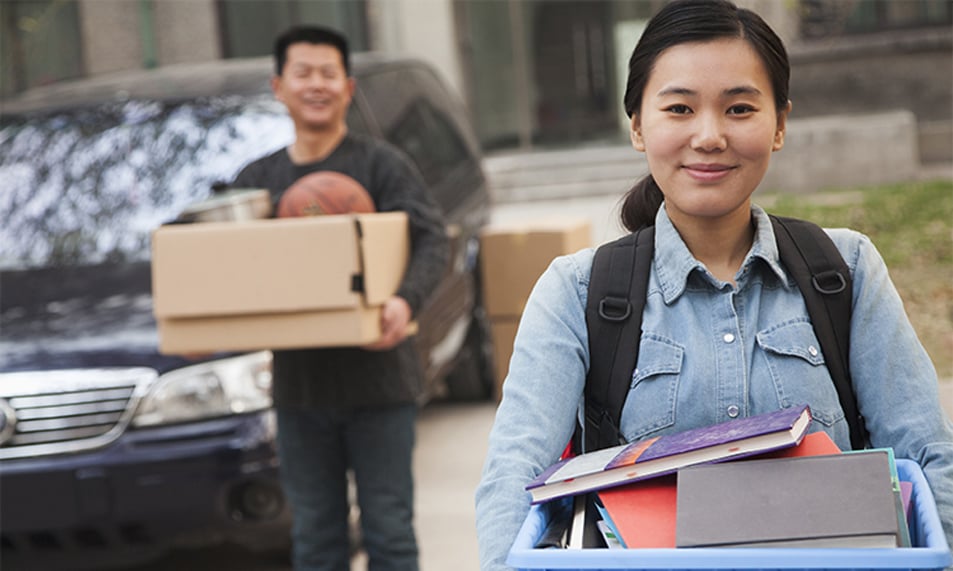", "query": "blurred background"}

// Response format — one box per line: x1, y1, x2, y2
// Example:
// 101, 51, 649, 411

2, 0, 951, 159
1, 2, 950, 570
